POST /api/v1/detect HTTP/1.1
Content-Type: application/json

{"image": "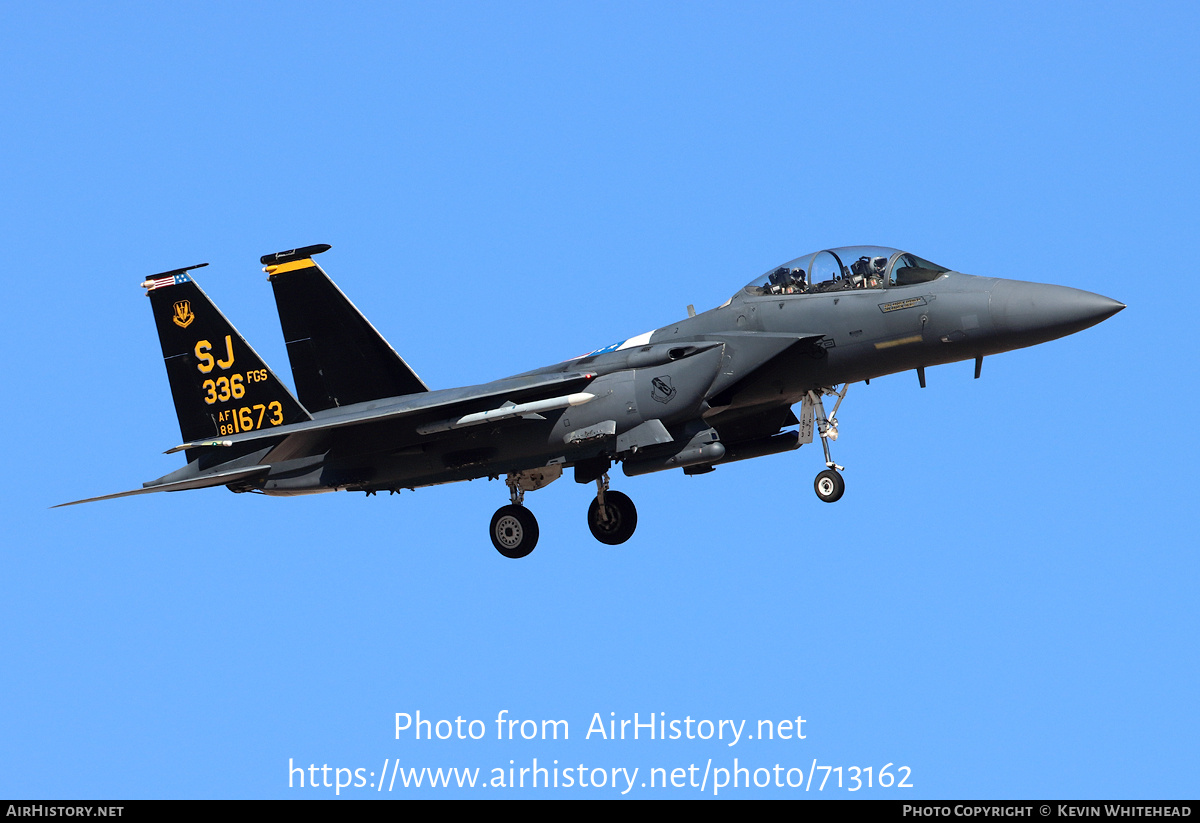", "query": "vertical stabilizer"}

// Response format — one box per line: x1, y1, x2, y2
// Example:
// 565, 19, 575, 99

263, 245, 429, 412
143, 265, 310, 456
